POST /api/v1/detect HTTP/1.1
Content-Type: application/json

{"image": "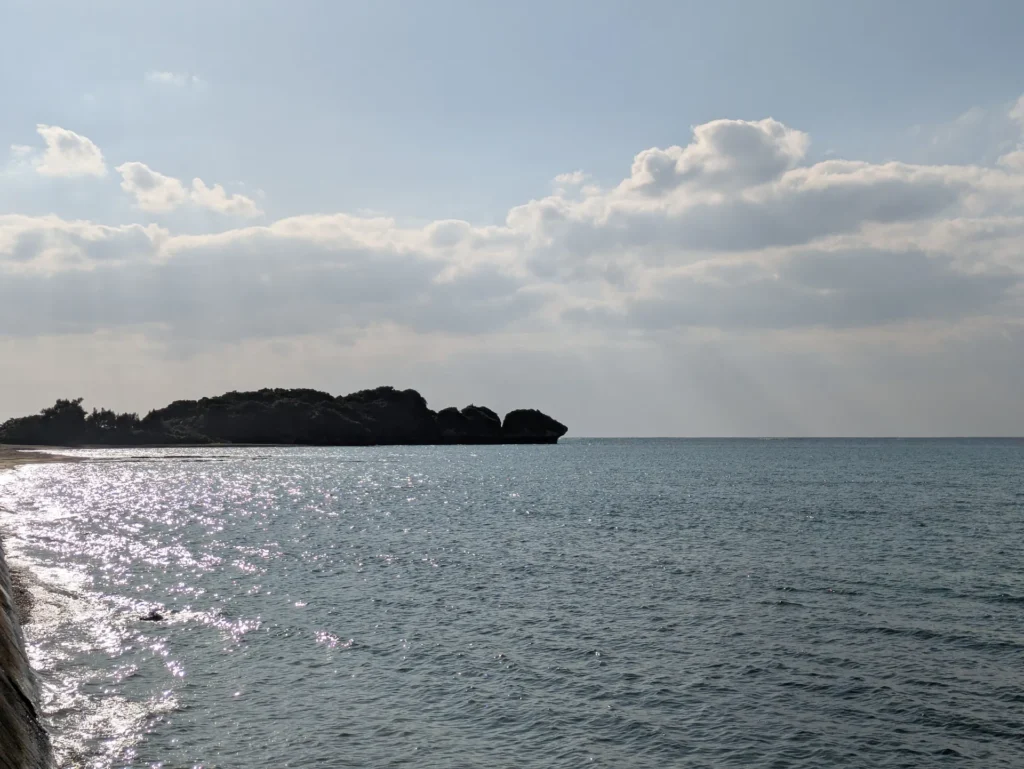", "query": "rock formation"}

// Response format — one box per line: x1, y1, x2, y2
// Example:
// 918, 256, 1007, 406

436, 405, 503, 444
0, 387, 569, 447
502, 409, 570, 444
